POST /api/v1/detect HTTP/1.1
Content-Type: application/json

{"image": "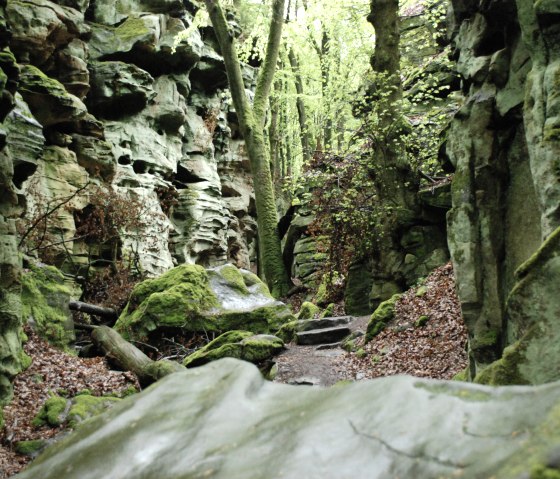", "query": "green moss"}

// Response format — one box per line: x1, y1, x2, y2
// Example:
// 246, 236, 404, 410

240, 270, 273, 298
474, 340, 530, 386
472, 328, 499, 348
67, 395, 121, 428
21, 264, 74, 349
116, 265, 218, 339
365, 294, 402, 342
516, 226, 560, 279
142, 360, 185, 381
355, 348, 367, 359
452, 368, 469, 381
214, 265, 249, 295
33, 395, 68, 427
19, 65, 68, 98
19, 351, 32, 370
415, 286, 428, 297
275, 320, 298, 343
531, 465, 560, 479
183, 331, 283, 367
216, 304, 294, 334
115, 17, 150, 40
297, 302, 320, 320
15, 440, 47, 456
320, 303, 335, 318
415, 315, 429, 328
